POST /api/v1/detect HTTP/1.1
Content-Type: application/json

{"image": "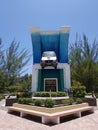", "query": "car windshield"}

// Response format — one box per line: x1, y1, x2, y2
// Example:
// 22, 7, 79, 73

42, 51, 56, 57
